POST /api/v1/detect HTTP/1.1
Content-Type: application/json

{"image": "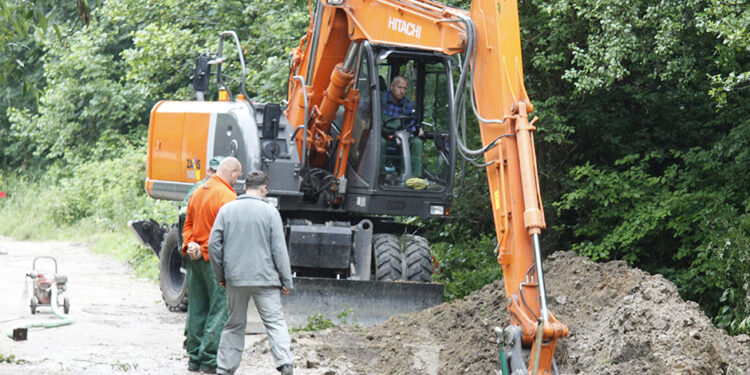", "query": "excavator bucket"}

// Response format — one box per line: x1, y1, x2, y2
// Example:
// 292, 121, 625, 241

246, 277, 443, 331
